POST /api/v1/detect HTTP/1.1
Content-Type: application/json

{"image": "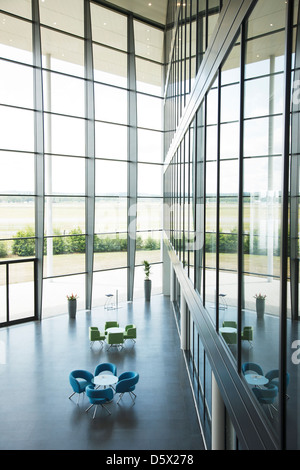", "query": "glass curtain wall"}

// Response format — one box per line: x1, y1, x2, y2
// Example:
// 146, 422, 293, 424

164, 0, 300, 450
0, 1, 37, 323
0, 0, 163, 321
